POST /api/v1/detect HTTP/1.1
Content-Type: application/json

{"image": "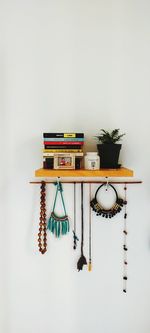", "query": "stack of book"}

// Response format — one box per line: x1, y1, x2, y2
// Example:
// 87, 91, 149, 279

43, 133, 84, 169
